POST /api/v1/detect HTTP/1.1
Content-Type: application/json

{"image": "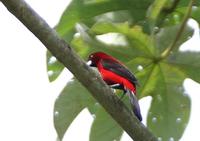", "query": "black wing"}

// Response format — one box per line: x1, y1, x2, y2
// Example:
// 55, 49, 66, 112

102, 59, 139, 85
